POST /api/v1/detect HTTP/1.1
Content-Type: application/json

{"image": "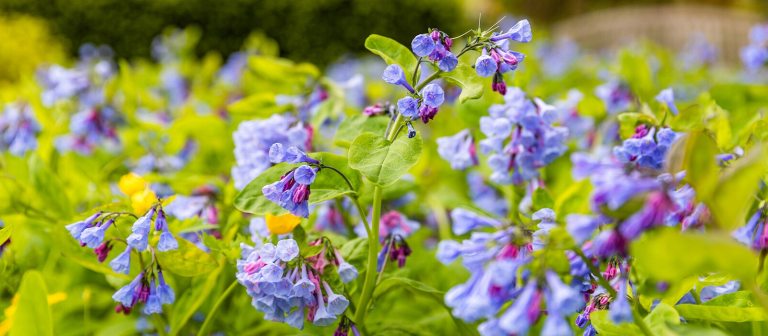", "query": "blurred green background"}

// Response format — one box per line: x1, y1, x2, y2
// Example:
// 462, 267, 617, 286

0, 0, 766, 83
